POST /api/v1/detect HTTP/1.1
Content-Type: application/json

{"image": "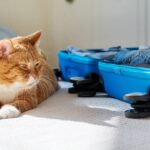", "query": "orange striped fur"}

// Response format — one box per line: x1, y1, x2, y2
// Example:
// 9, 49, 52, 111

0, 31, 58, 118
